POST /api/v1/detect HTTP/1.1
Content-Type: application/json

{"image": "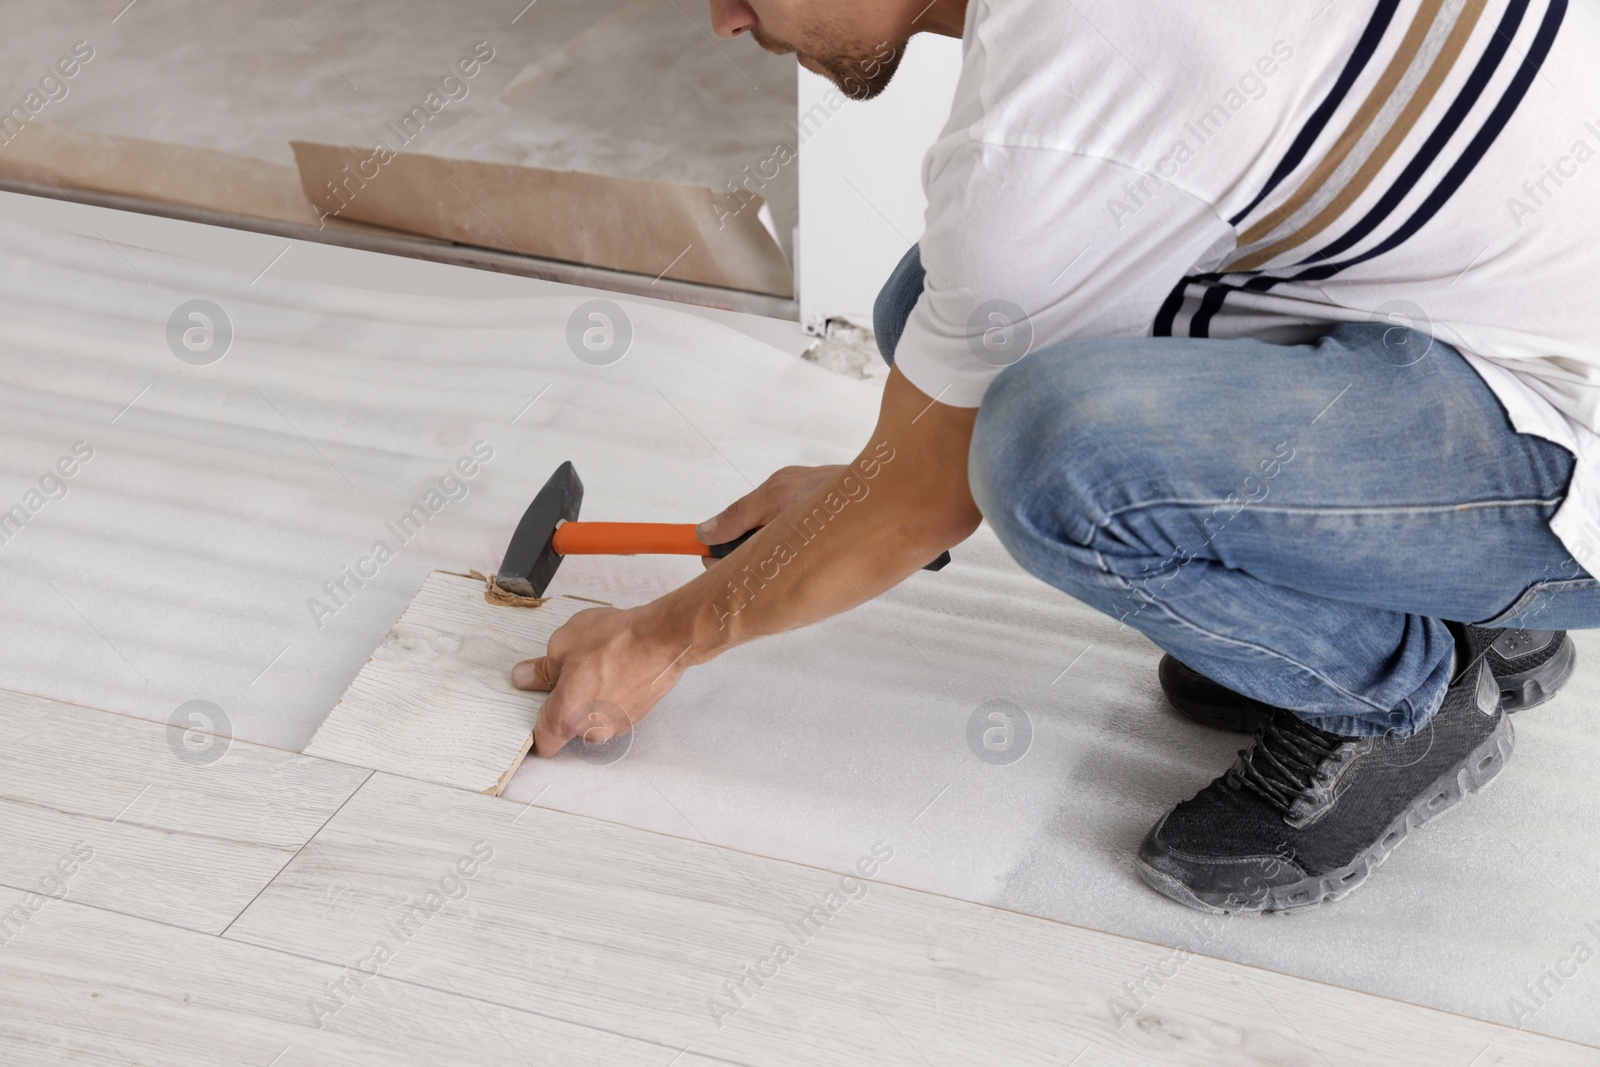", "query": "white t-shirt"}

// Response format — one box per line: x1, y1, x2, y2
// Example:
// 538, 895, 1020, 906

897, 0, 1600, 573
